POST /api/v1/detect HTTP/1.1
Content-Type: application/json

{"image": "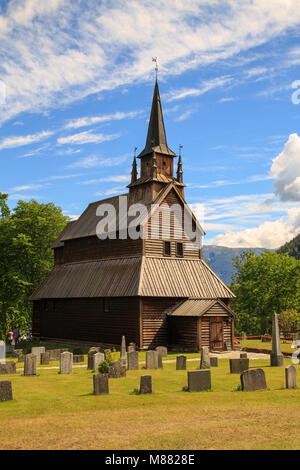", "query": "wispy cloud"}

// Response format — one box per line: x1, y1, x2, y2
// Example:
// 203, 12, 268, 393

65, 110, 143, 129
79, 175, 130, 184
68, 154, 129, 169
57, 131, 120, 145
0, 131, 53, 150
11, 183, 45, 191
165, 76, 233, 102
